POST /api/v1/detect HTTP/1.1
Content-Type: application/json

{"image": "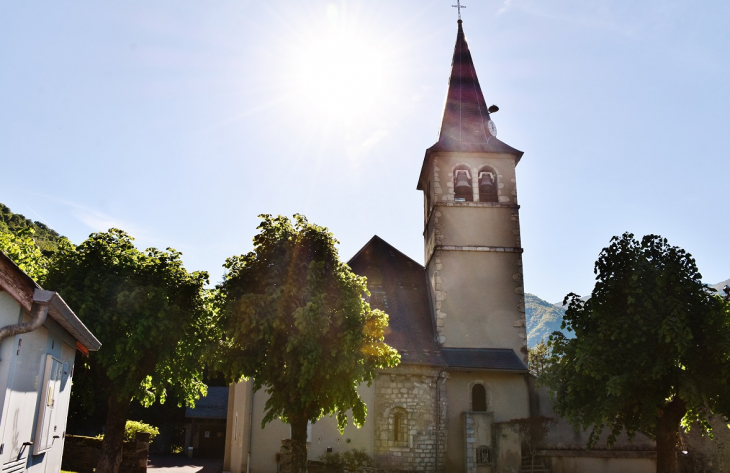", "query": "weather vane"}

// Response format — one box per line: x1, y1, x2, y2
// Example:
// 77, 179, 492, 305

452, 0, 466, 20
